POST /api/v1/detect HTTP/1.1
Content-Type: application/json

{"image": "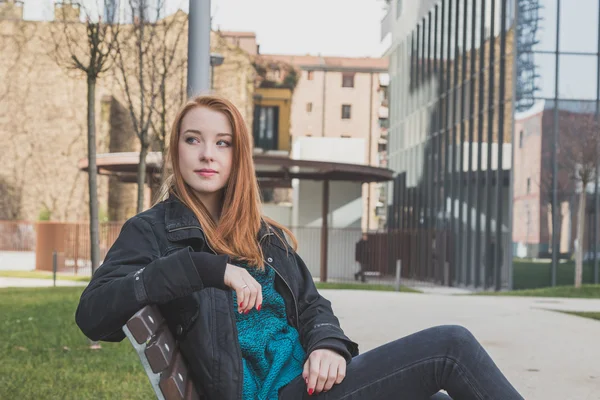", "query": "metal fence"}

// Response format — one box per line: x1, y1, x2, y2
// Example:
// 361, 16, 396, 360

1, 219, 510, 289
58, 222, 123, 276
0, 221, 36, 251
